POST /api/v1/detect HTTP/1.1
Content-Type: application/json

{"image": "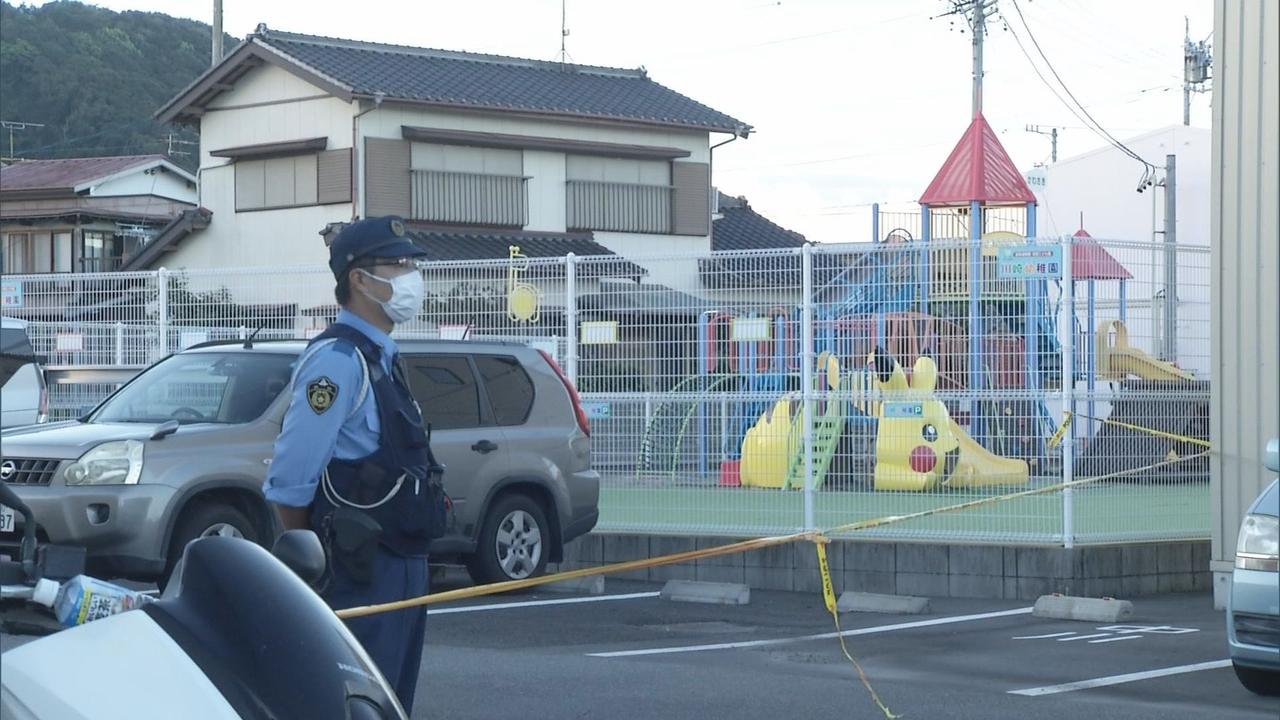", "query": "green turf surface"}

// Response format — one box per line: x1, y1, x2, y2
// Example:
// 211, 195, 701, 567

597, 480, 1209, 544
